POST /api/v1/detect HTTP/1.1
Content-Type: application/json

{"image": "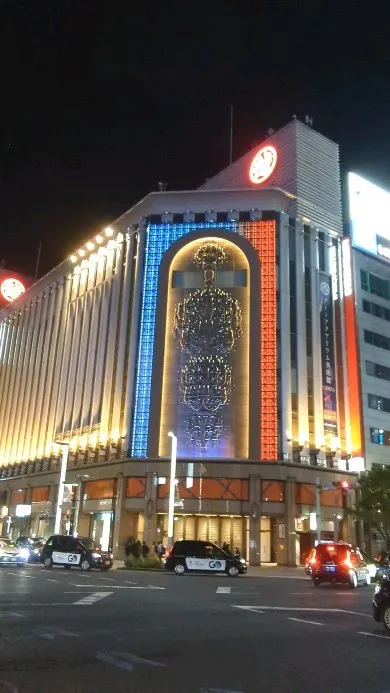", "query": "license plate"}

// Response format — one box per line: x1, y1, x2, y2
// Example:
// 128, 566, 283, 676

325, 566, 335, 572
